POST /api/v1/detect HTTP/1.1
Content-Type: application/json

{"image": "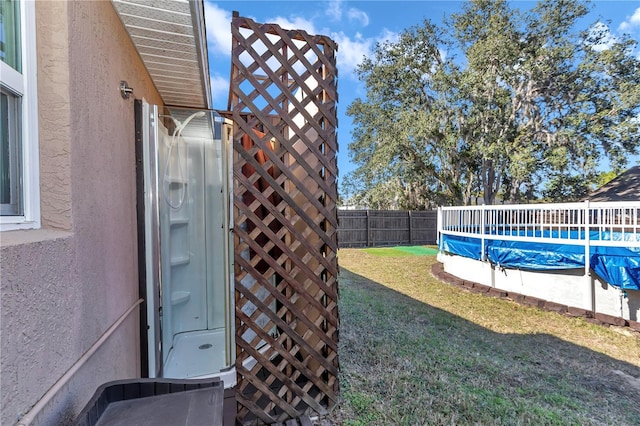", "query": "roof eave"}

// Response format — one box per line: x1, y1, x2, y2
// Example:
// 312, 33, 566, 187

111, 0, 211, 109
